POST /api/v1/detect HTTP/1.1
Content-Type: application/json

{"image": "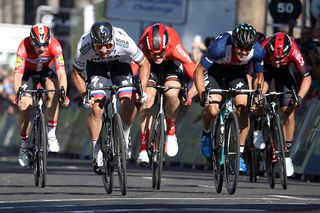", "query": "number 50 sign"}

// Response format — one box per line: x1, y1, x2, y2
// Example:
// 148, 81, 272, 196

269, 0, 302, 24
